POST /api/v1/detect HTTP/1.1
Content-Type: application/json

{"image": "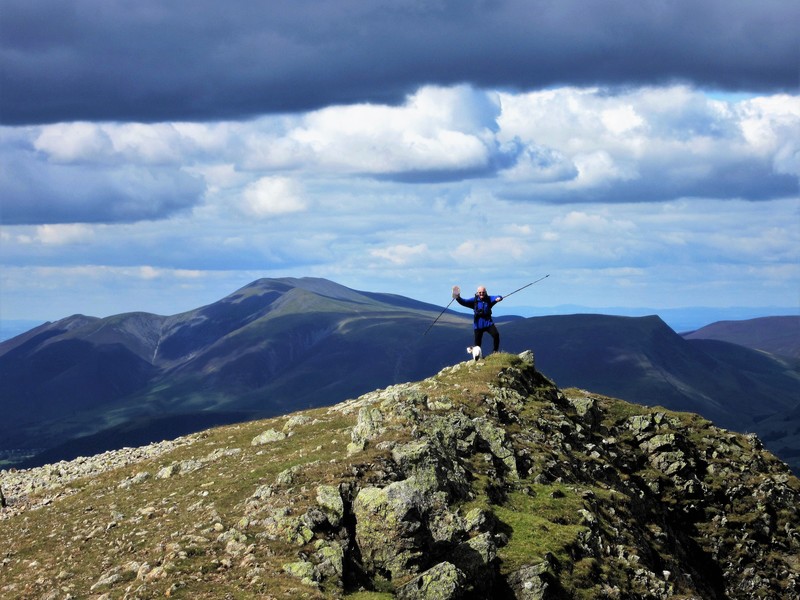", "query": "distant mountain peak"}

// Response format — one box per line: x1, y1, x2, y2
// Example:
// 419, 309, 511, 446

237, 276, 355, 296
683, 315, 800, 360
2, 279, 797, 478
